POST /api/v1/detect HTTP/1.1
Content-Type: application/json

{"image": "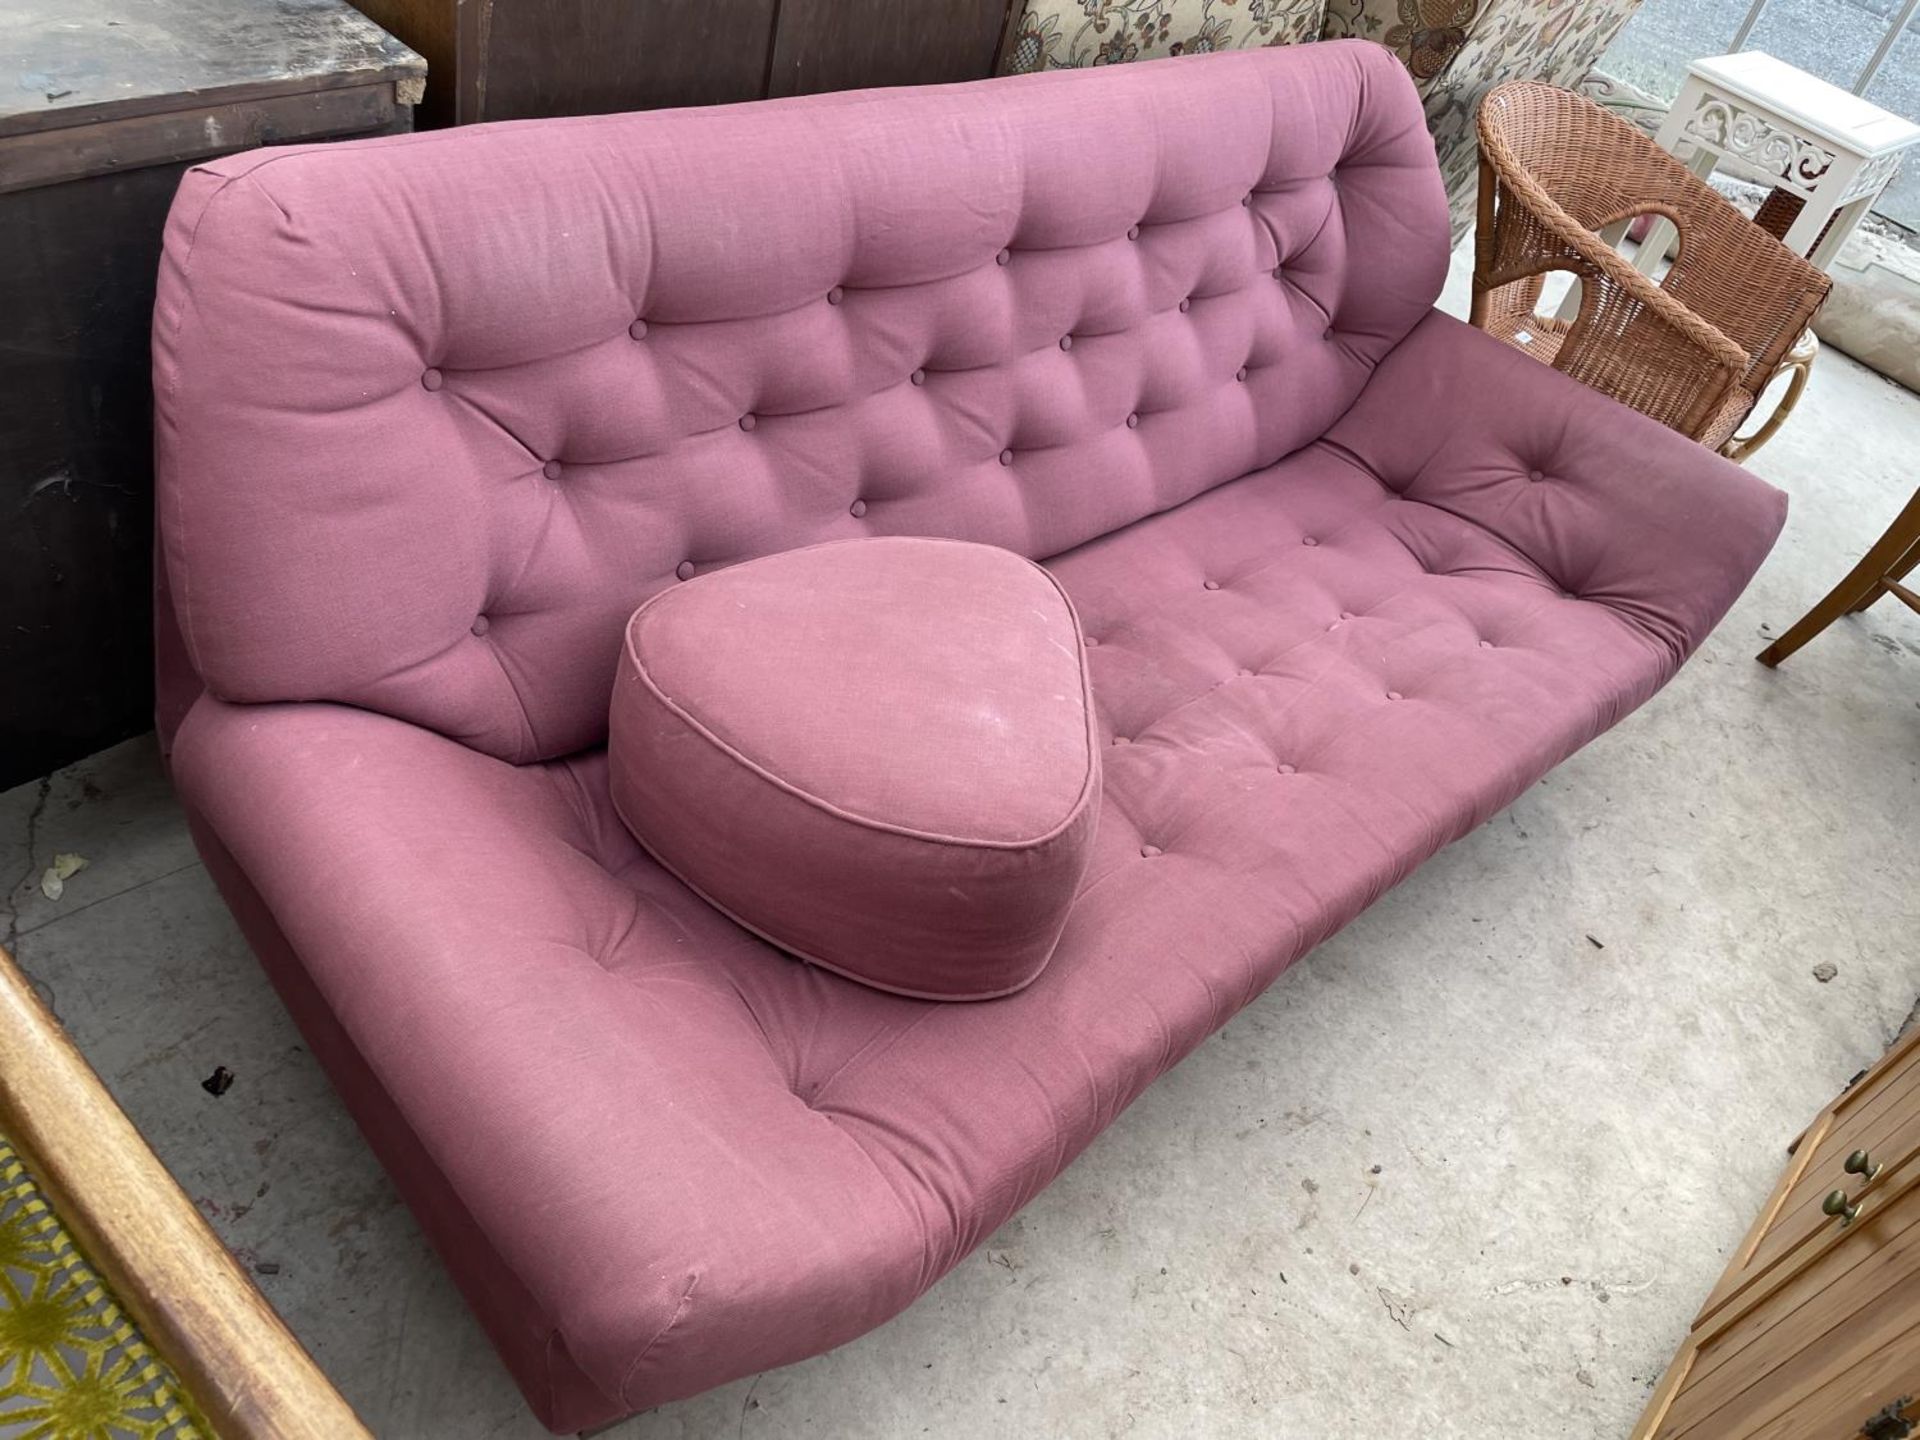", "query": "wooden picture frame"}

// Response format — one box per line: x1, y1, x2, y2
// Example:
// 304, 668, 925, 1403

0, 945, 371, 1439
